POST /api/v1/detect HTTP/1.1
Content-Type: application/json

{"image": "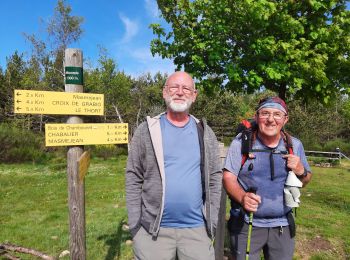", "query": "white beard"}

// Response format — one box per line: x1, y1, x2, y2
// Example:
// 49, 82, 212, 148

165, 96, 193, 113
